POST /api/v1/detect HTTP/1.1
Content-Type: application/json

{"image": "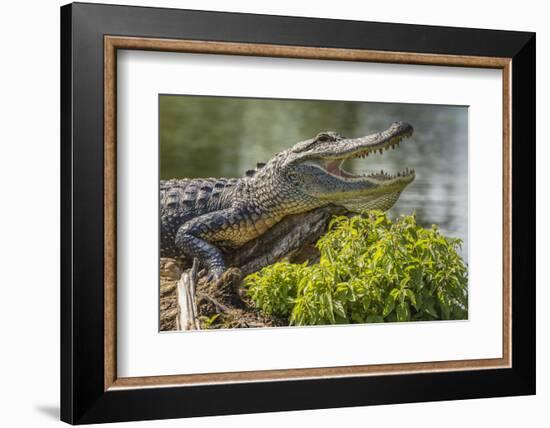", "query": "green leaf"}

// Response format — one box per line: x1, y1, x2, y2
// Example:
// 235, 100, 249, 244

351, 312, 365, 324
438, 294, 451, 320
389, 288, 400, 299
396, 302, 410, 321
412, 292, 423, 311
424, 303, 438, 318
383, 294, 396, 317
333, 300, 347, 319
403, 289, 417, 307
366, 315, 384, 323
323, 293, 336, 324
